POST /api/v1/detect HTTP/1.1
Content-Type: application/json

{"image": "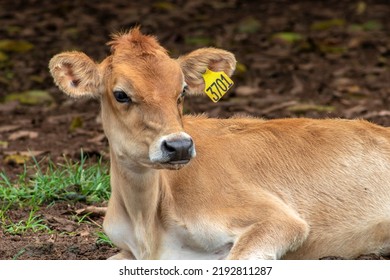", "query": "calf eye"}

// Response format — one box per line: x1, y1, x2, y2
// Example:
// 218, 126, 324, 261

177, 86, 188, 105
181, 85, 189, 98
113, 90, 131, 103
